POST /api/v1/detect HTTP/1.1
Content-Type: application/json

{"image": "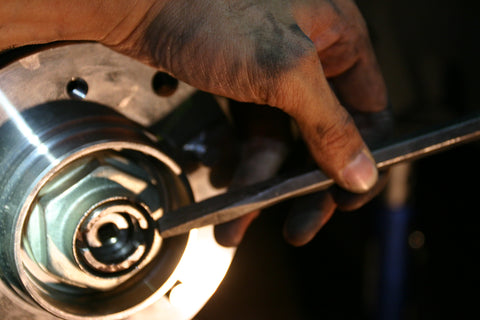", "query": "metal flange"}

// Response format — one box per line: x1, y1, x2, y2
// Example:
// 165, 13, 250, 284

0, 43, 235, 320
